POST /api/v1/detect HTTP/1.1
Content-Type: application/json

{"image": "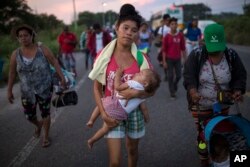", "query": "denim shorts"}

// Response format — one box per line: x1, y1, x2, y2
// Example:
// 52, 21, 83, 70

105, 108, 145, 139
